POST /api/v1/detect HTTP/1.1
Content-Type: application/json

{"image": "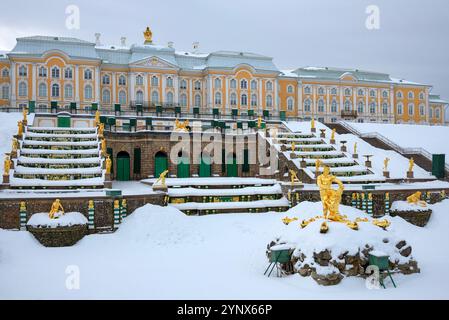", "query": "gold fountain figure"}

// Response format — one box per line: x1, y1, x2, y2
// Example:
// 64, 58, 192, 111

3, 155, 11, 175
143, 26, 153, 44
383, 157, 390, 171
105, 156, 112, 174
317, 166, 345, 221
17, 121, 24, 136
22, 107, 28, 122
353, 142, 357, 154
49, 199, 64, 219
407, 191, 427, 207
311, 118, 315, 130
175, 119, 190, 132
408, 157, 414, 172
331, 128, 336, 140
